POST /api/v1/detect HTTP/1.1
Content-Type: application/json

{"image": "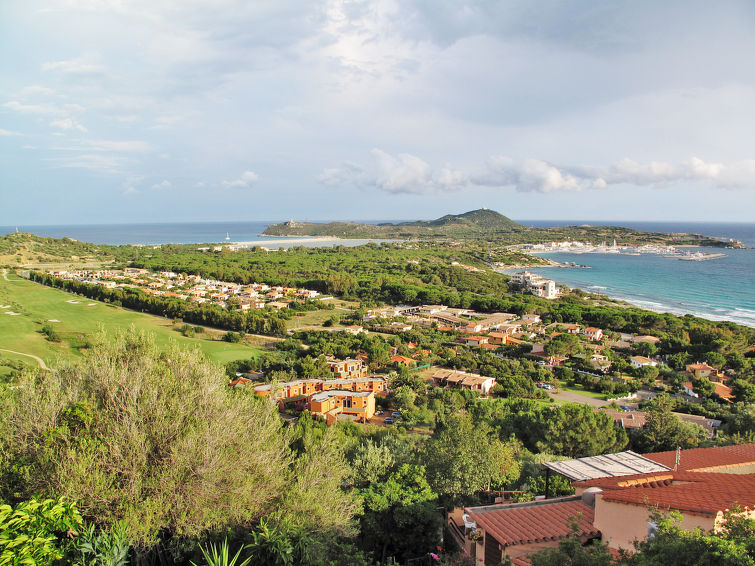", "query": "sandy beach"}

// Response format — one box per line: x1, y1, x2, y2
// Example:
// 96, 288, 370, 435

229, 237, 393, 249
